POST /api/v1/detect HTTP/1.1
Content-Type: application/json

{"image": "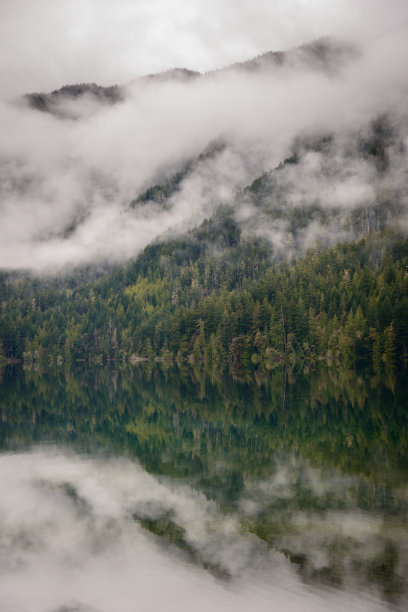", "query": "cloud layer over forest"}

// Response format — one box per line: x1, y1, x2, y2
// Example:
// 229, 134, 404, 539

0, 24, 408, 271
